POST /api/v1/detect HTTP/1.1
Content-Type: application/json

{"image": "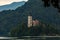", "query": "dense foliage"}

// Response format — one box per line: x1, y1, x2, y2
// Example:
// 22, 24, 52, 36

9, 22, 60, 37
